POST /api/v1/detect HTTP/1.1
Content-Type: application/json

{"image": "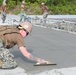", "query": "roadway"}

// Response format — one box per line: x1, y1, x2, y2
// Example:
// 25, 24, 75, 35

10, 25, 76, 74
